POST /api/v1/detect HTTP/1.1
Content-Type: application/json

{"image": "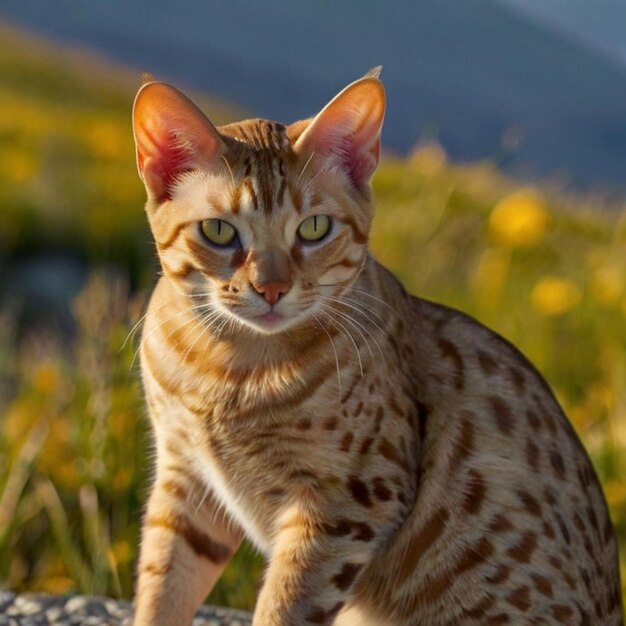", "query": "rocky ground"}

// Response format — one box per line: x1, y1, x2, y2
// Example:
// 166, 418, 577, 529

0, 592, 252, 625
